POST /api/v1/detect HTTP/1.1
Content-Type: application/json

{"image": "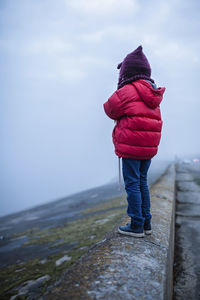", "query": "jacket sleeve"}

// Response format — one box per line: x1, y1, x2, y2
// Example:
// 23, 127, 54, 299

103, 91, 124, 120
